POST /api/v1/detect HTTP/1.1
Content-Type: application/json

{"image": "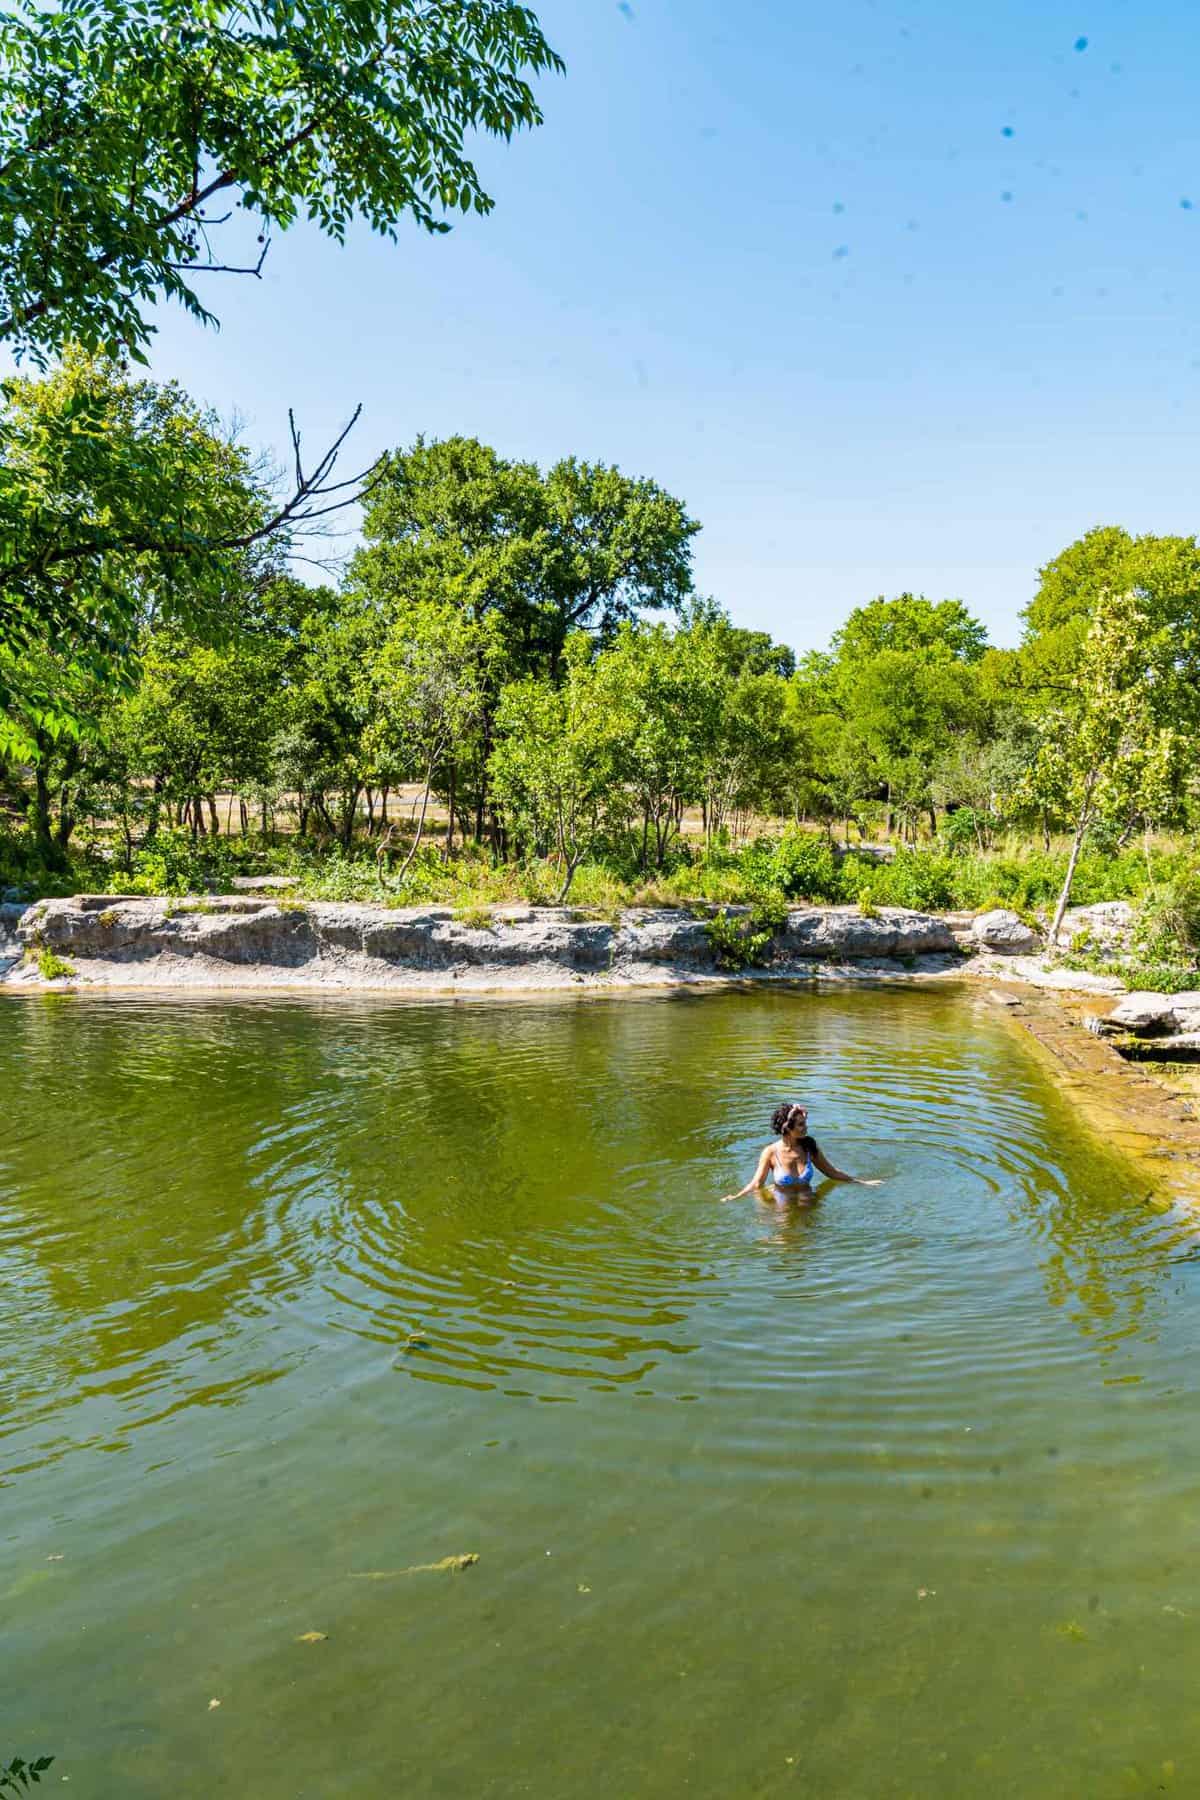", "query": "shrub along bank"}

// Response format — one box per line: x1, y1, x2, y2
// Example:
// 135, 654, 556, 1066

5, 824, 1200, 986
